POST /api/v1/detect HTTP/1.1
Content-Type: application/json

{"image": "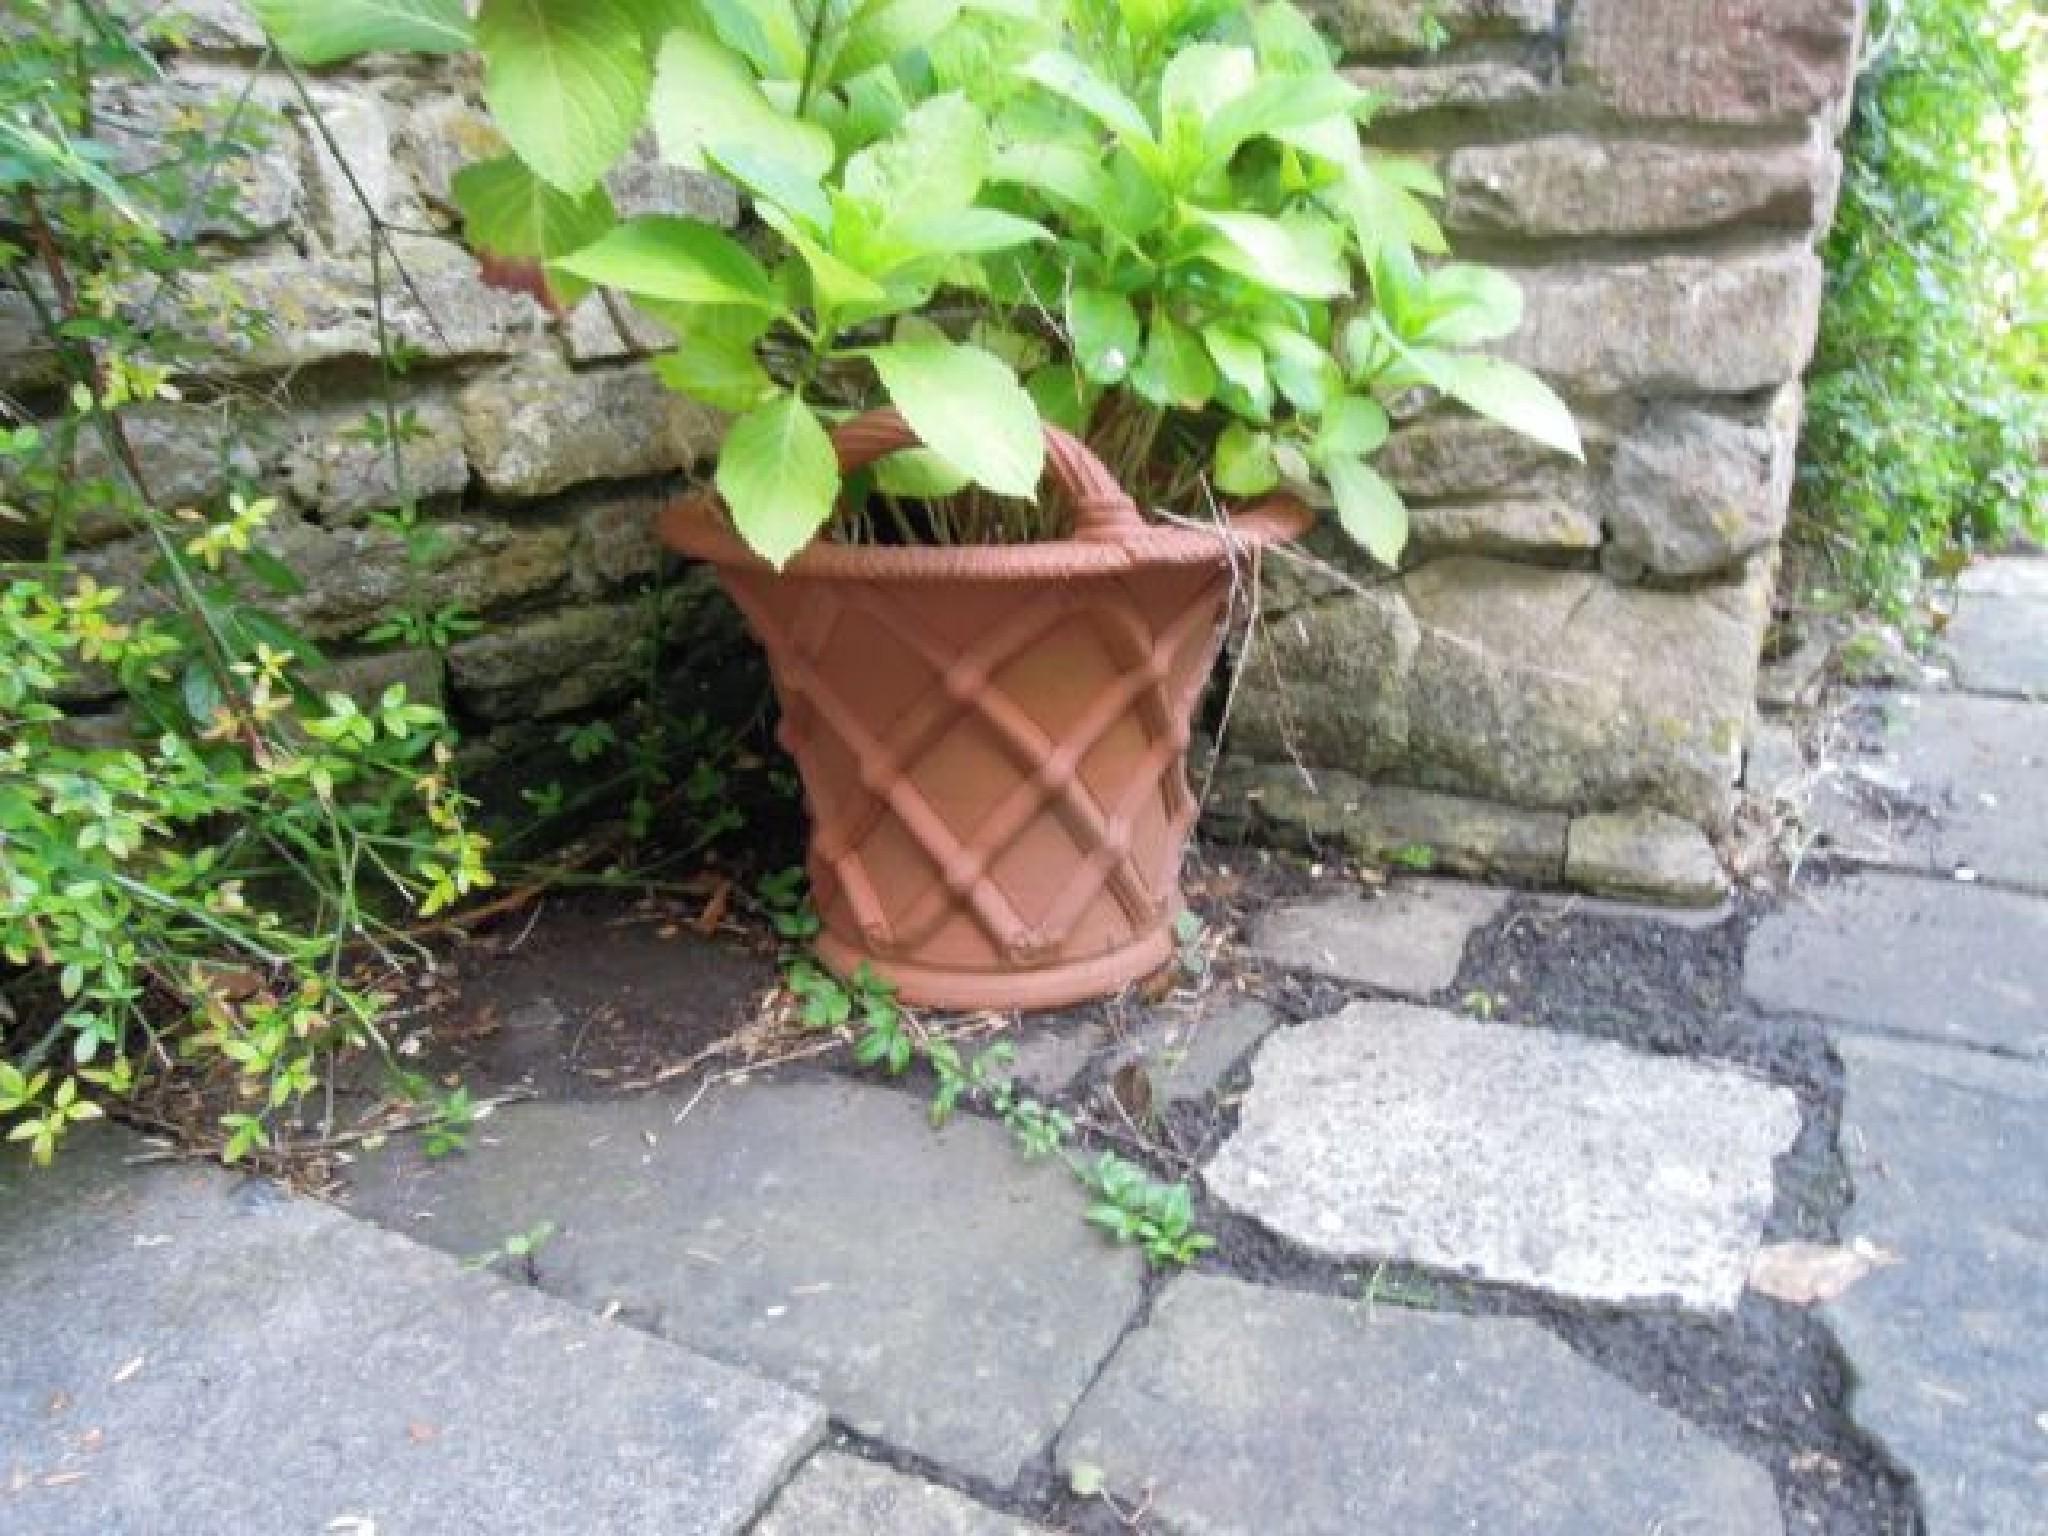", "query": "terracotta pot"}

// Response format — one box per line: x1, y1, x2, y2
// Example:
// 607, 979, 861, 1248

659, 408, 1307, 1011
